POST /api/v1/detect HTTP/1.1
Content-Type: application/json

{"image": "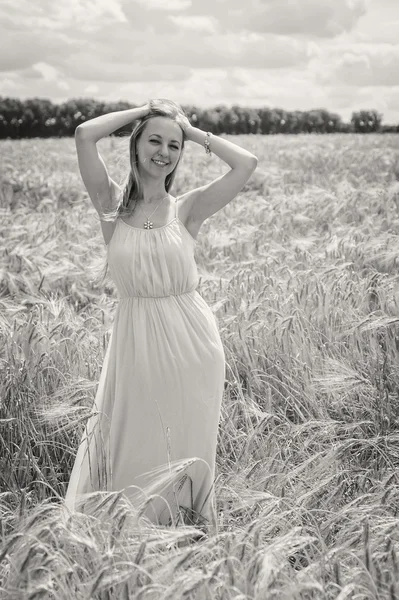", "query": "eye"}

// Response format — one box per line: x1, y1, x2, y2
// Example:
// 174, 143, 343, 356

150, 139, 179, 150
